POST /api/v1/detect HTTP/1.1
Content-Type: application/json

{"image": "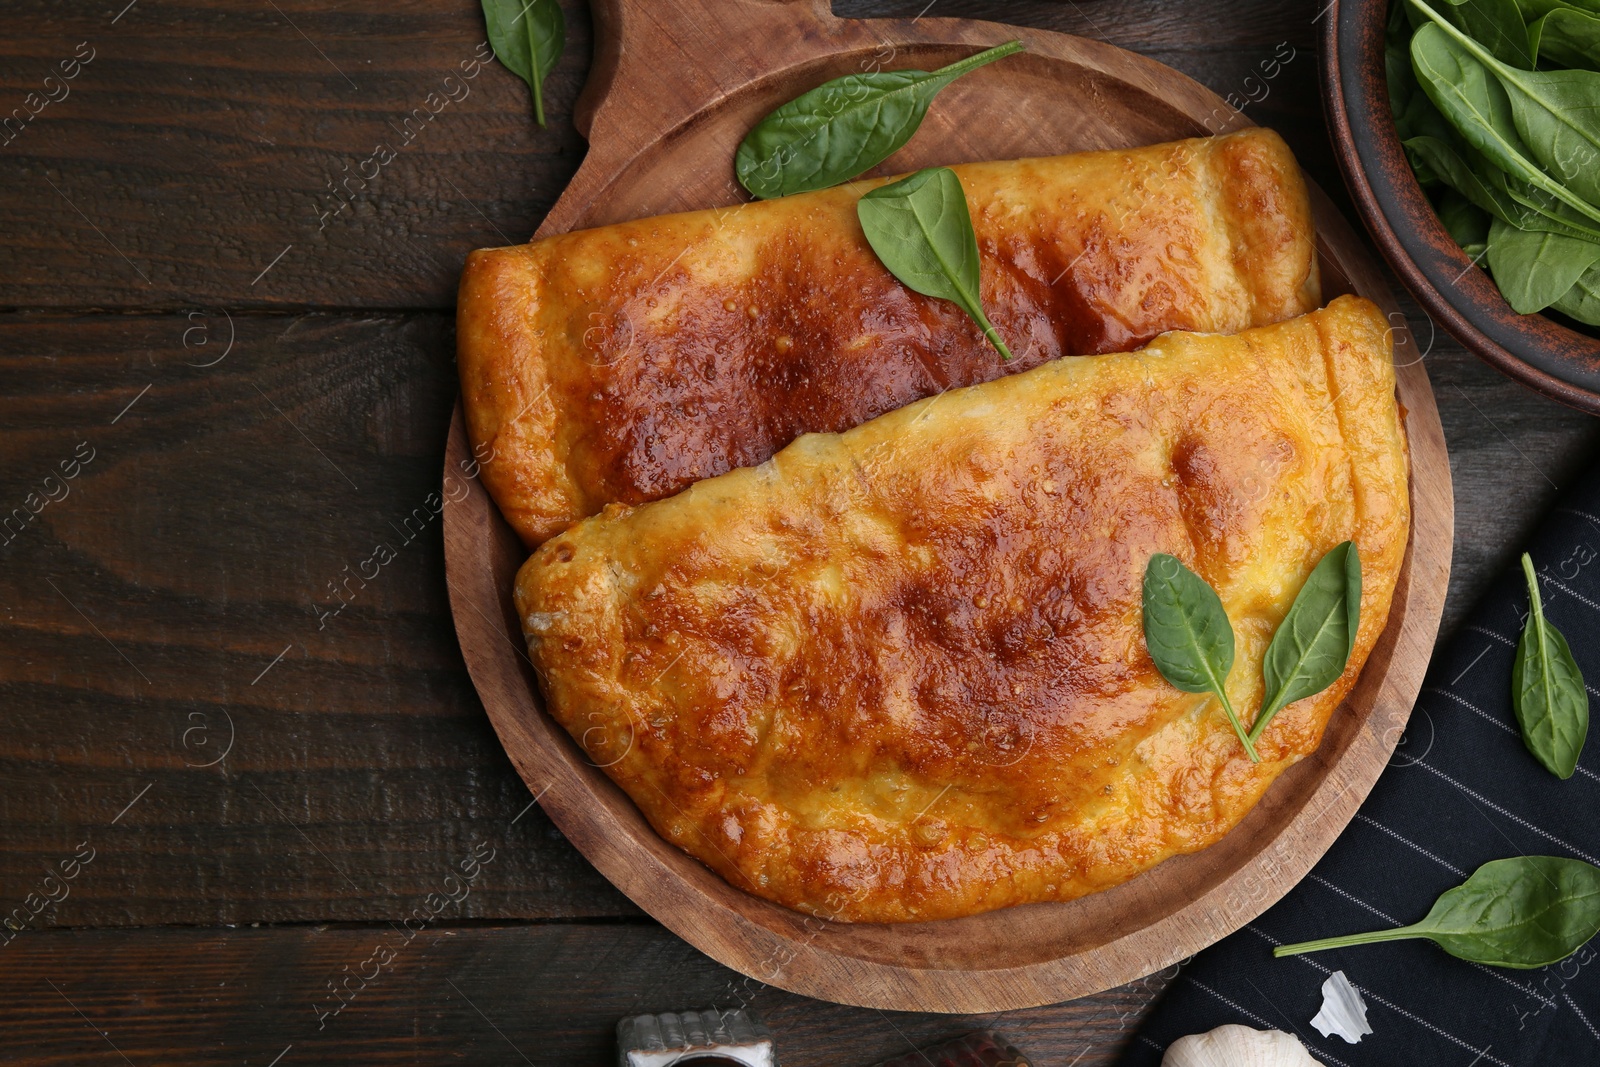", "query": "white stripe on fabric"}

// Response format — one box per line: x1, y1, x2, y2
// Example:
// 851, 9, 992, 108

1541, 575, 1600, 618
1467, 625, 1516, 648
1565, 995, 1600, 1044
1303, 875, 1553, 1005
1417, 763, 1600, 866
1244, 927, 1514, 1067
1424, 688, 1599, 783
1353, 814, 1468, 877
